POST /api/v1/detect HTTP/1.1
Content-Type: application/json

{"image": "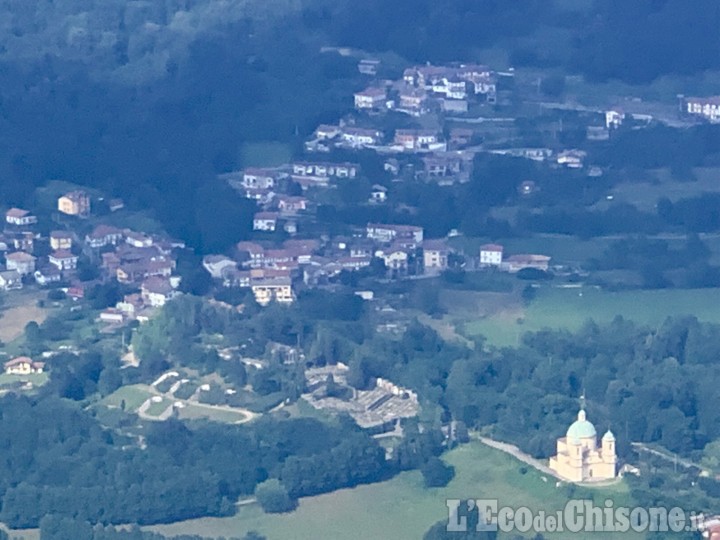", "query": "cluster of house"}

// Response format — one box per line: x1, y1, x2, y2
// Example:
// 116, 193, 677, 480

0, 190, 184, 327
201, 222, 552, 307
0, 193, 94, 291
223, 163, 370, 237
354, 63, 497, 116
